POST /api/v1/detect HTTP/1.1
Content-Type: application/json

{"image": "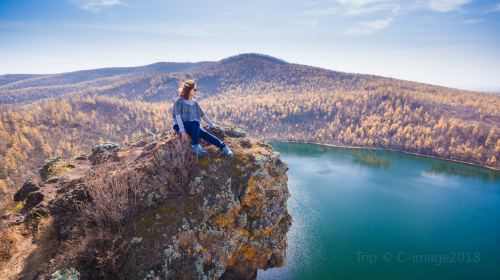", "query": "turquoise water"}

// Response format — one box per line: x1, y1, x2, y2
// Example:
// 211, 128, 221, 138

258, 142, 500, 280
